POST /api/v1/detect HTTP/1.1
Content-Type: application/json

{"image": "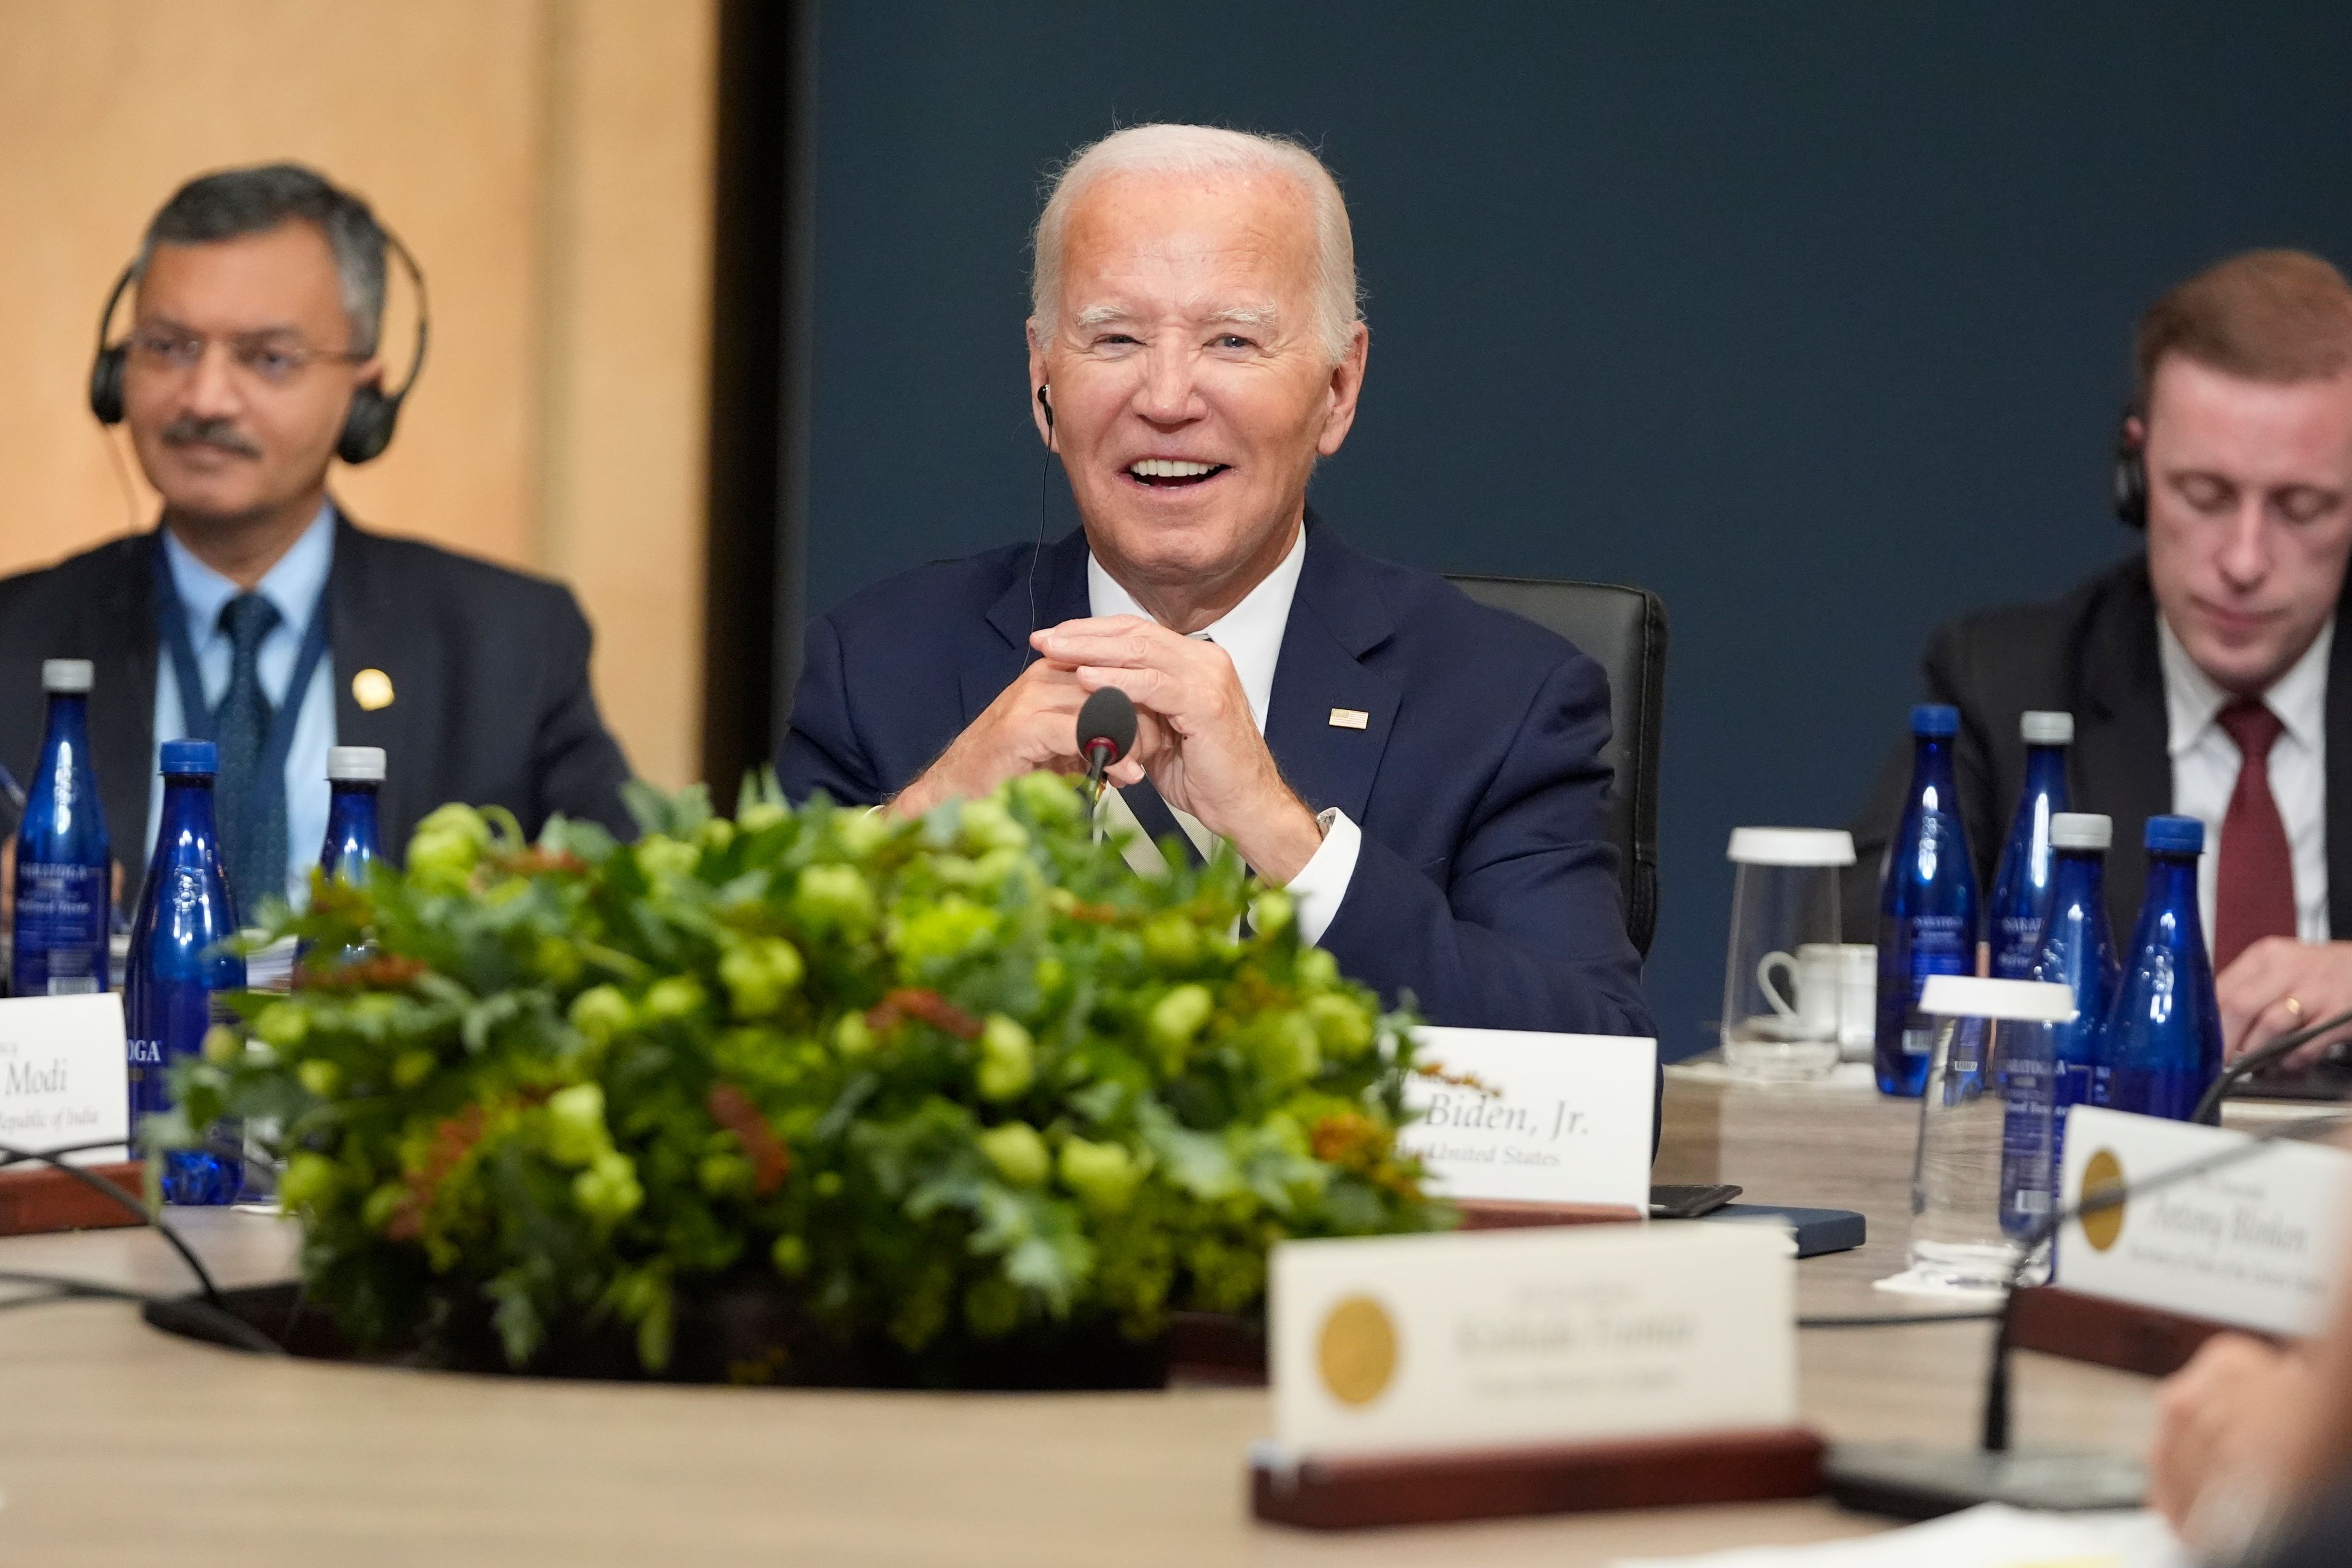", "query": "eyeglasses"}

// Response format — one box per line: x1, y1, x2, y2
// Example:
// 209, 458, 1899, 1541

127, 328, 367, 388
